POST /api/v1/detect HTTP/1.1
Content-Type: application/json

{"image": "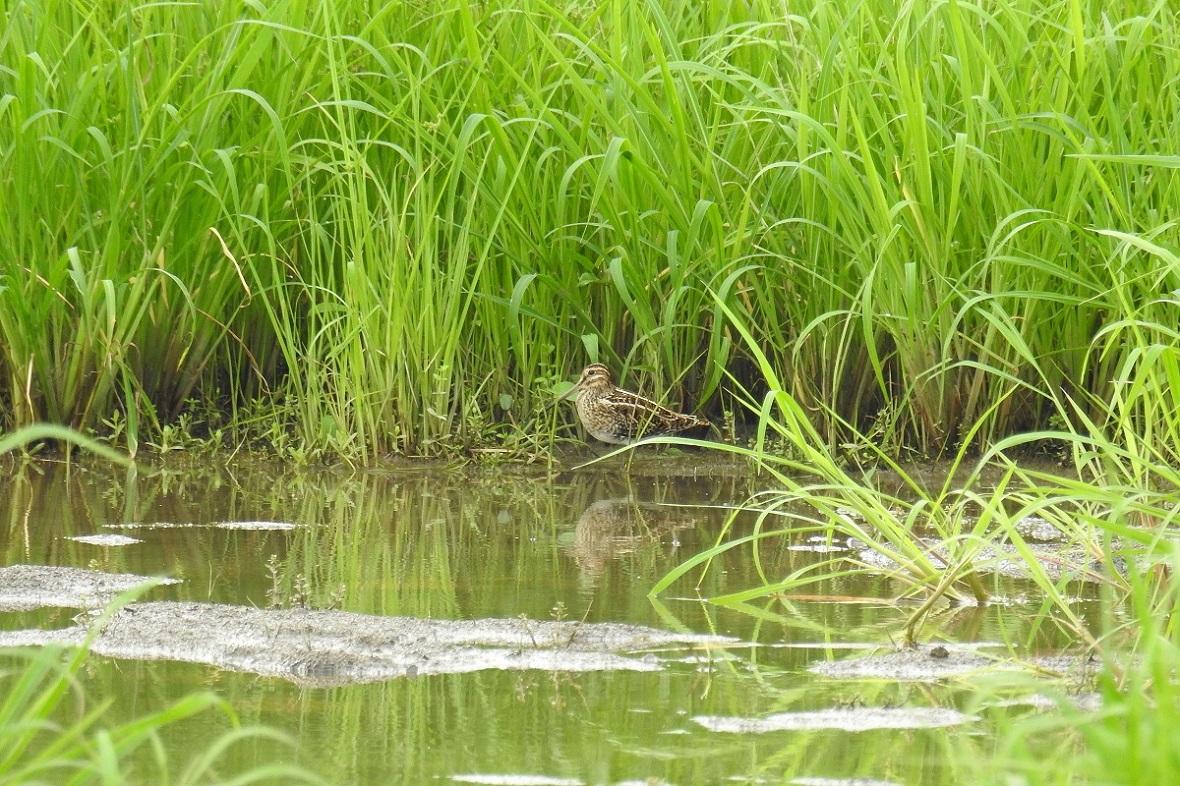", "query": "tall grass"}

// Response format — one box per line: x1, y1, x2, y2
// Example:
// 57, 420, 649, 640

2, 0, 1178, 458
646, 251, 1180, 781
